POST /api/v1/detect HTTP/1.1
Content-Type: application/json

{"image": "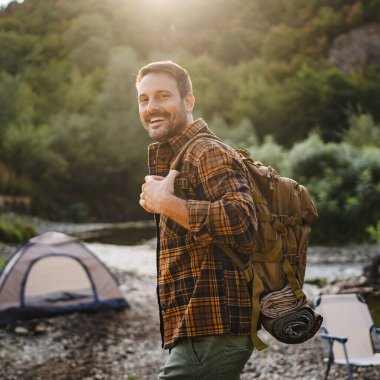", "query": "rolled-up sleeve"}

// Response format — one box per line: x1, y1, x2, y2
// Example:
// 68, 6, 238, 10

187, 142, 257, 246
